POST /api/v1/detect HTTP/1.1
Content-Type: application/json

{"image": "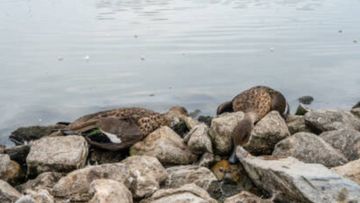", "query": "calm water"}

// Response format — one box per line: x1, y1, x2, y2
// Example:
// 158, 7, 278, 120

1, 0, 360, 145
